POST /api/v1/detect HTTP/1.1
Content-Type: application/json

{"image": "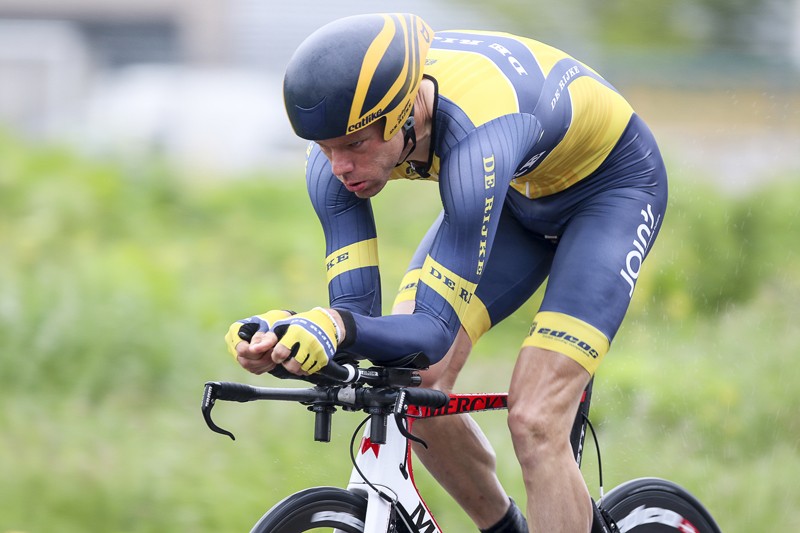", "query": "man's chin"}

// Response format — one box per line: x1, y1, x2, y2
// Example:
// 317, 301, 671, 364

356, 183, 387, 199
